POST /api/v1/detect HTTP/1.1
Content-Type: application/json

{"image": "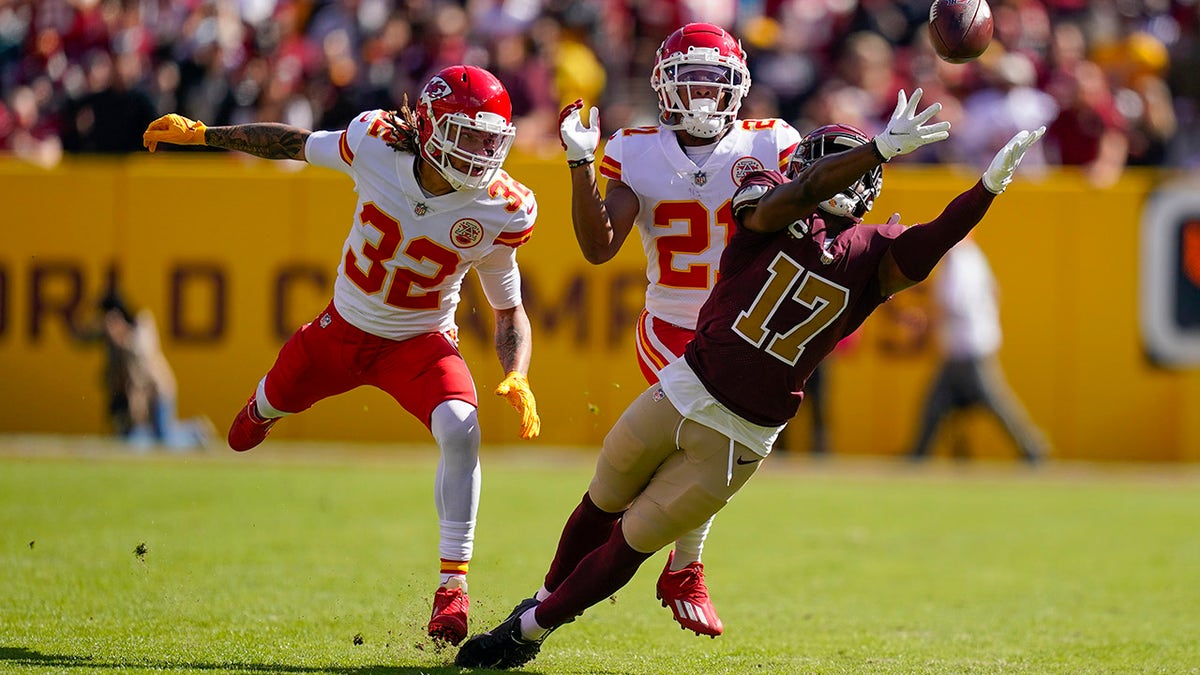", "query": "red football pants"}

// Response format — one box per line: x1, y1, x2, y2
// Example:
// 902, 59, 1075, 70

260, 301, 478, 428
635, 309, 695, 385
